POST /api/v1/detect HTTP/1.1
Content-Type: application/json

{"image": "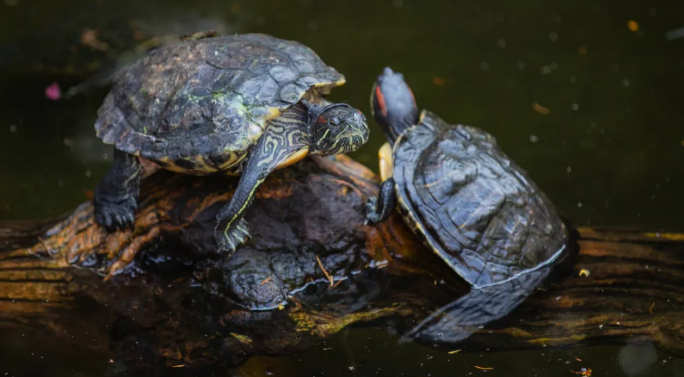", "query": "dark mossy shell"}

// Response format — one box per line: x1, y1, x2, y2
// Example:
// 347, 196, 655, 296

392, 110, 570, 288
94, 33, 345, 174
